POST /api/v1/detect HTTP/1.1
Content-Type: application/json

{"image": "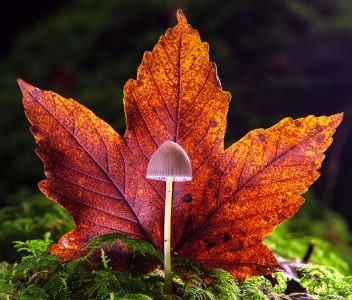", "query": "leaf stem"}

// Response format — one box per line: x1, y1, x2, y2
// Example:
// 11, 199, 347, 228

164, 176, 173, 298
